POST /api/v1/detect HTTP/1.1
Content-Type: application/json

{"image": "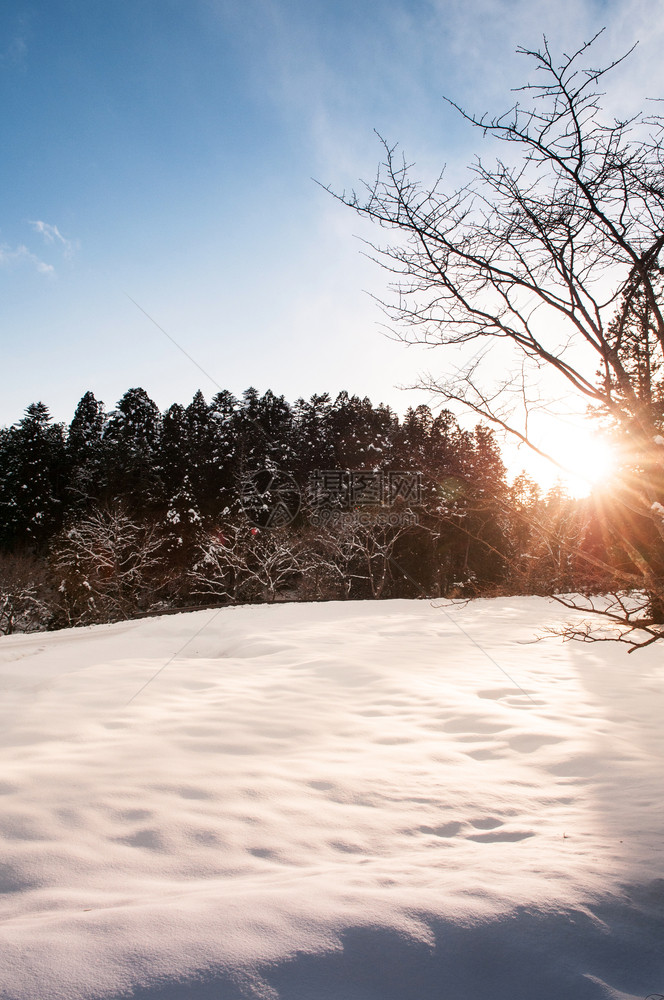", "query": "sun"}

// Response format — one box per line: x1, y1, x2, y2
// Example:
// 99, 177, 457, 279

561, 431, 617, 496
509, 421, 618, 498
